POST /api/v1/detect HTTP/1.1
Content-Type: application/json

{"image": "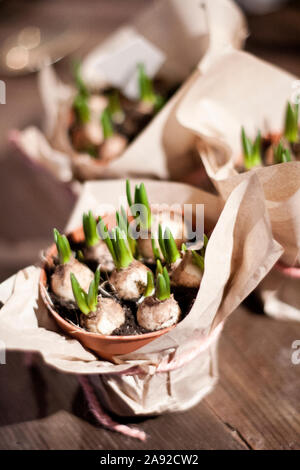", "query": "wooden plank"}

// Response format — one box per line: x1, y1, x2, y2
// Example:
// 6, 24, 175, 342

205, 306, 300, 450
0, 352, 247, 450
2, 307, 300, 449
